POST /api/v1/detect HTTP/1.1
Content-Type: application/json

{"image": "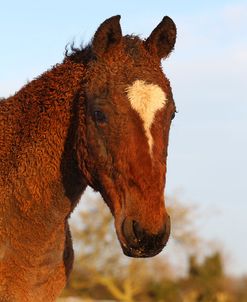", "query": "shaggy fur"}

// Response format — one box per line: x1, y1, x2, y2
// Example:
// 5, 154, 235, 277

0, 61, 85, 301
0, 15, 176, 301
